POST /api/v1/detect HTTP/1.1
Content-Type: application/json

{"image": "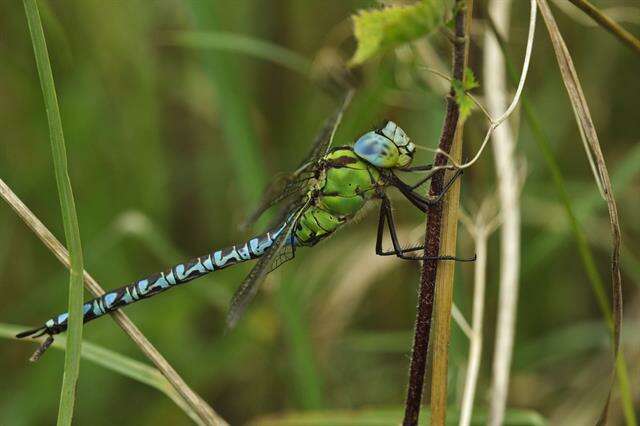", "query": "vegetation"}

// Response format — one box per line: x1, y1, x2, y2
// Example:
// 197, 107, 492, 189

0, 0, 638, 425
